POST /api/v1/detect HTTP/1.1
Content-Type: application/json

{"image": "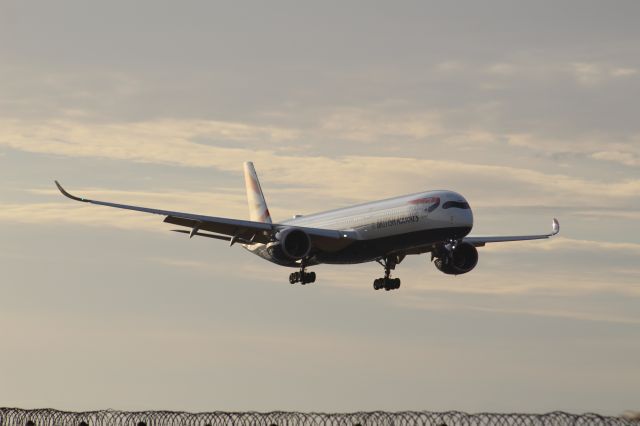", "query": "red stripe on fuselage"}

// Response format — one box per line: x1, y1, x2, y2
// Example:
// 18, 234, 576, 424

408, 197, 440, 205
